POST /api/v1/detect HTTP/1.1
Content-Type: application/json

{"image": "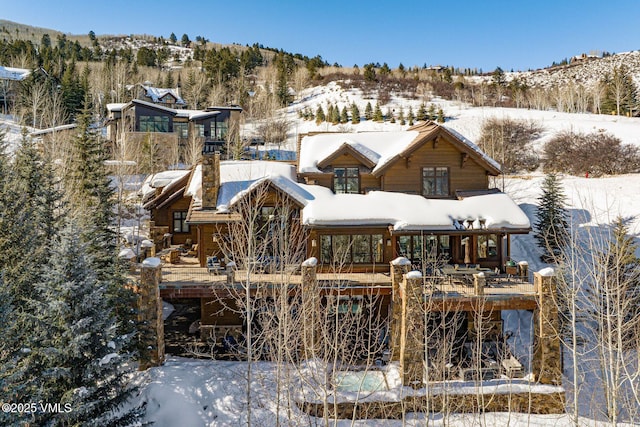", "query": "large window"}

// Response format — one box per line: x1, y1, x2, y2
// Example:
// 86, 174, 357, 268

211, 119, 228, 141
320, 234, 383, 264
333, 167, 360, 194
422, 167, 449, 196
397, 235, 450, 265
477, 234, 499, 260
173, 211, 189, 233
174, 122, 188, 139
139, 115, 169, 133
